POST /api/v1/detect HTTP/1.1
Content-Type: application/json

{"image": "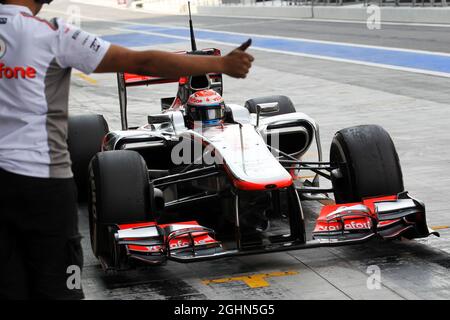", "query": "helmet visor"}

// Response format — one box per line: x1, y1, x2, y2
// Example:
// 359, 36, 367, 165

188, 104, 224, 122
